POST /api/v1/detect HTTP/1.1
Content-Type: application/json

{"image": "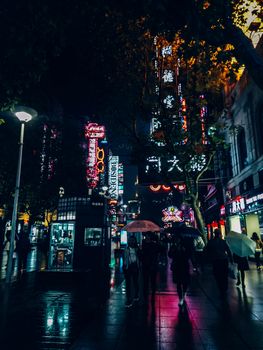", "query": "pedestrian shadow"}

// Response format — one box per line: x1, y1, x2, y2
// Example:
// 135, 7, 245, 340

170, 304, 195, 348
122, 297, 158, 349
236, 286, 253, 316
